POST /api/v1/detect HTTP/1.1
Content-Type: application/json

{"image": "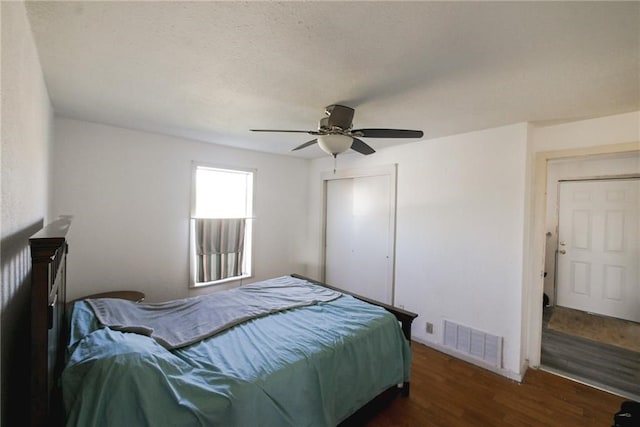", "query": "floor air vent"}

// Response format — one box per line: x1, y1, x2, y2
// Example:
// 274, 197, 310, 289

443, 320, 503, 368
